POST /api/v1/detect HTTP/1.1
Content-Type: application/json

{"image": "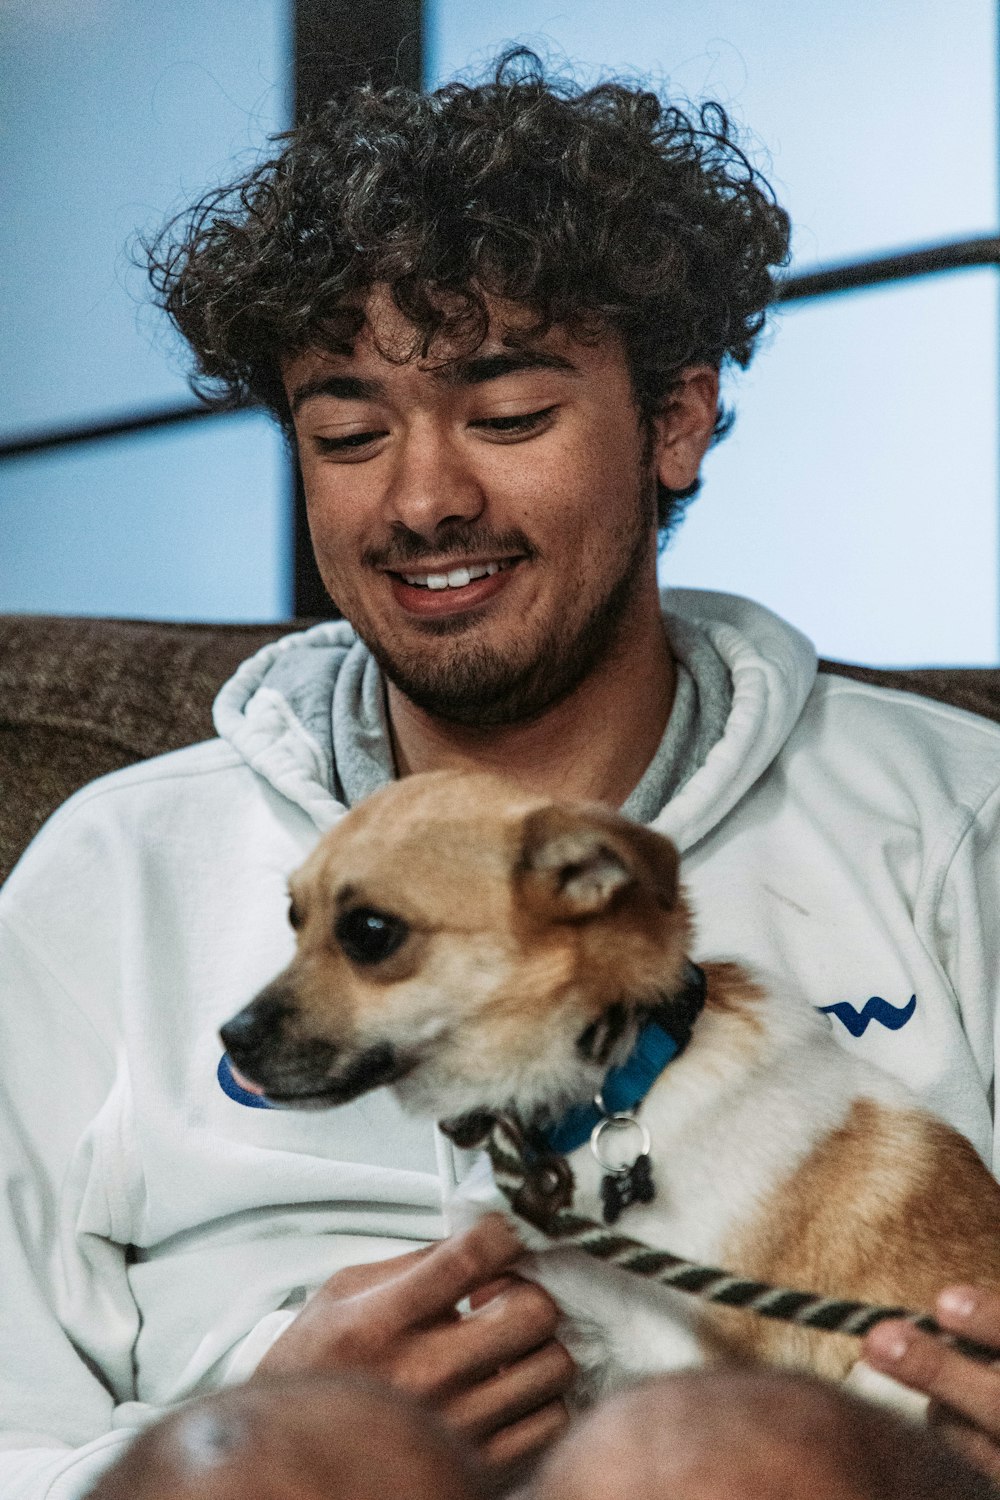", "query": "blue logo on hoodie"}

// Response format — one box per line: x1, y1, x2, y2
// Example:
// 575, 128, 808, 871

817, 995, 917, 1038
